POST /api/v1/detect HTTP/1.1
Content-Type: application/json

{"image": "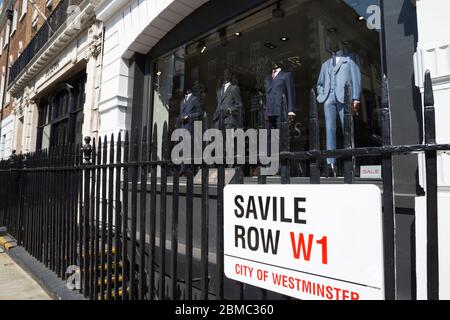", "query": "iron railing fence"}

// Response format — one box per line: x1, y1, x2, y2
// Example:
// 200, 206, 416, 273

0, 71, 448, 300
